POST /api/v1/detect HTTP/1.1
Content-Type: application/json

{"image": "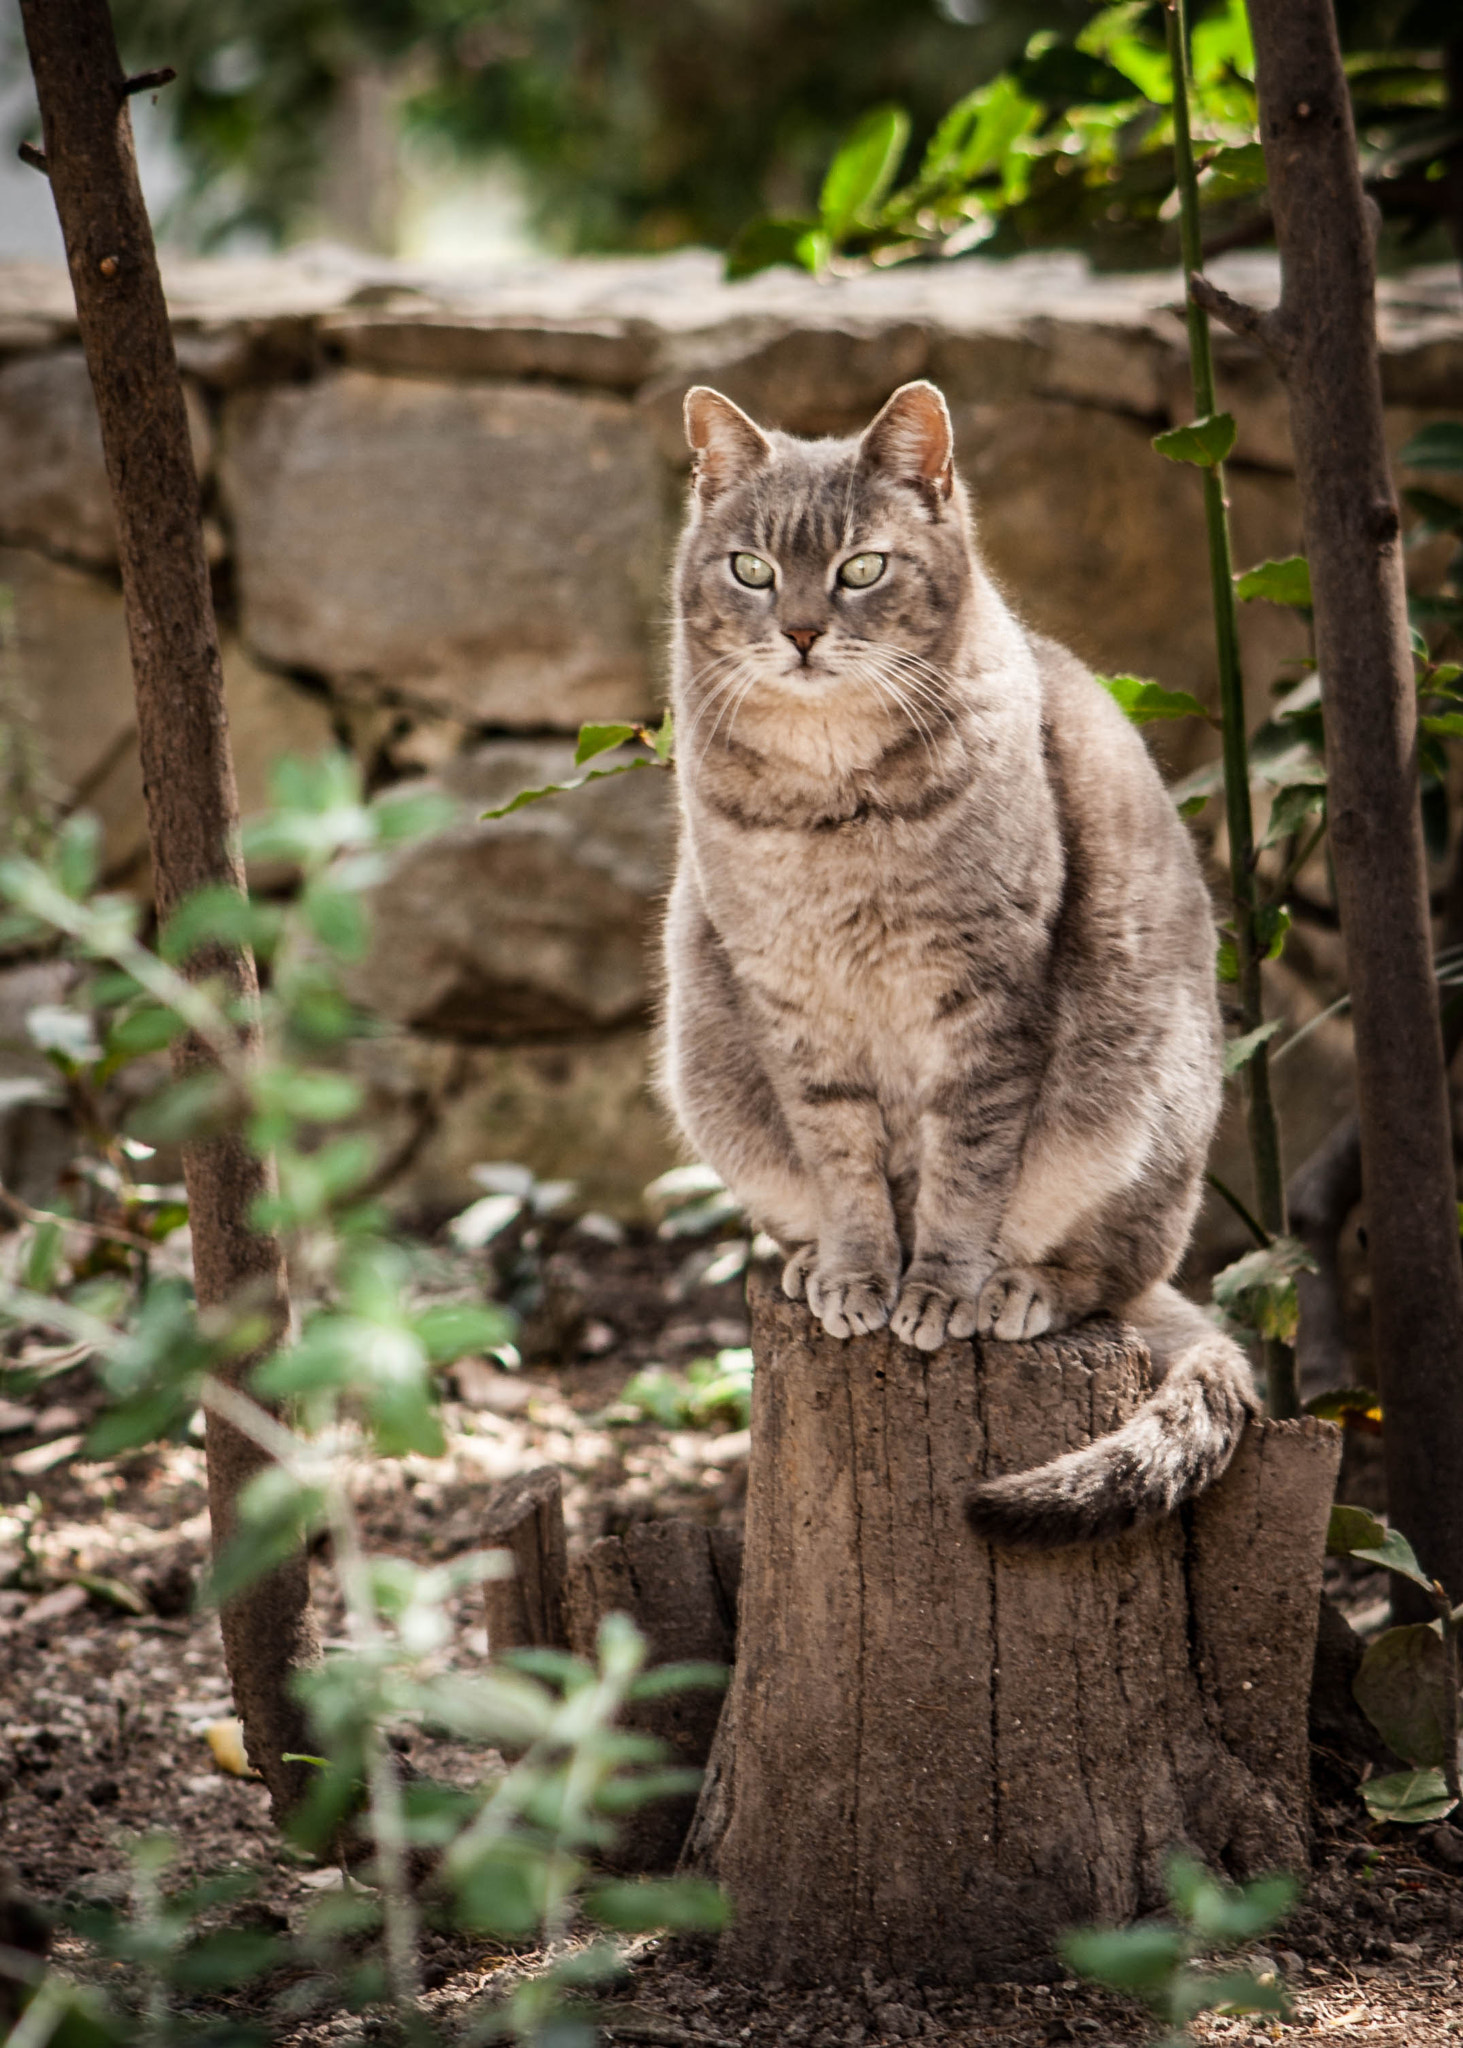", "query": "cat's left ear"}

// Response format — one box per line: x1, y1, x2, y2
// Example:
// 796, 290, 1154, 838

859, 381, 955, 509
685, 387, 773, 504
